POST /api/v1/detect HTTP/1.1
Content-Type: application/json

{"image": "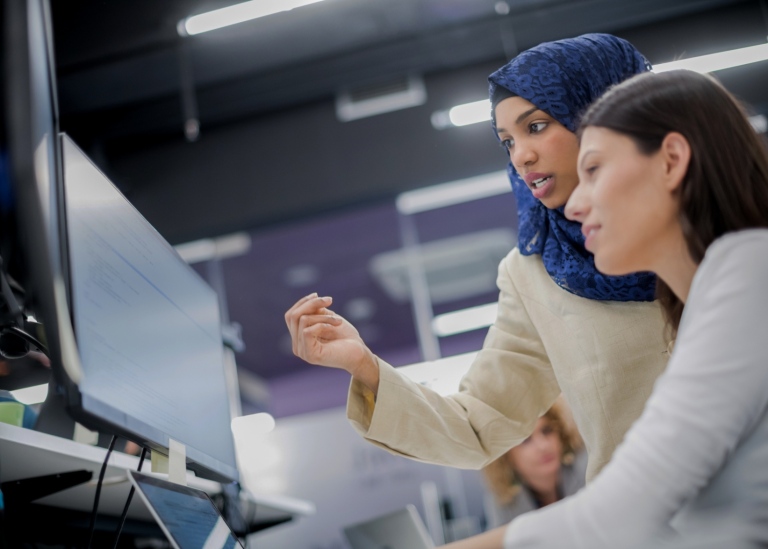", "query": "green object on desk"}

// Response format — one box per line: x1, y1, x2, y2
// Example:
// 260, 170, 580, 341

0, 401, 24, 427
